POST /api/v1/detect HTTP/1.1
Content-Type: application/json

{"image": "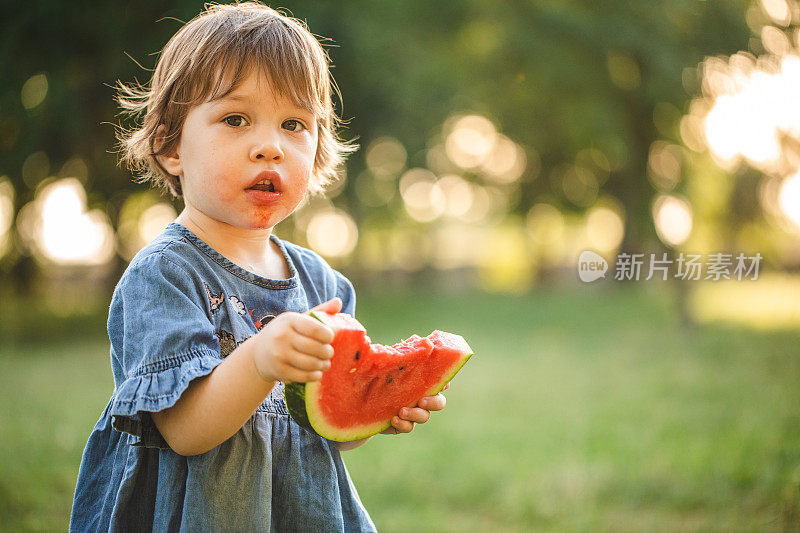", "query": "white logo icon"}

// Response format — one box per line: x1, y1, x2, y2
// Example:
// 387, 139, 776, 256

578, 250, 608, 282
